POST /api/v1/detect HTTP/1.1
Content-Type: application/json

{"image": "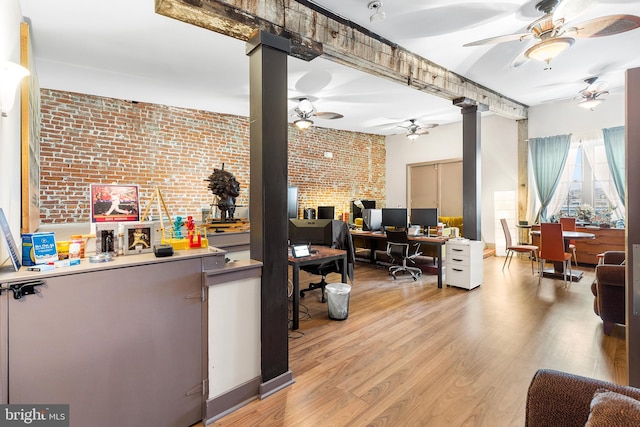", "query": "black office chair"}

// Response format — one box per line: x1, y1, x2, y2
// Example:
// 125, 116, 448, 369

300, 220, 355, 303
386, 230, 422, 281
300, 259, 341, 303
